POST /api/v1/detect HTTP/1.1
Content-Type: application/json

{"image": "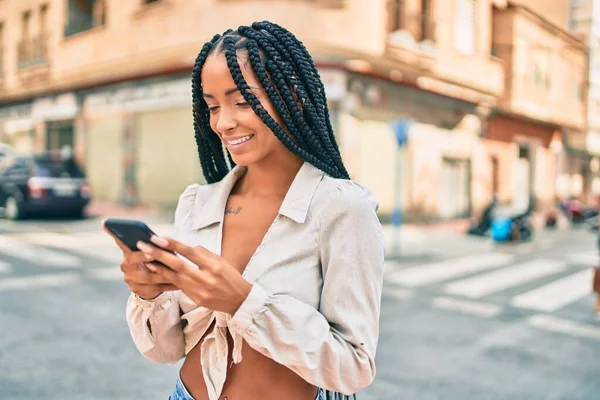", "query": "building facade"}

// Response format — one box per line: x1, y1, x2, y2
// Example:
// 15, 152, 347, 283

570, 0, 600, 201
488, 1, 588, 211
1, 0, 580, 221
